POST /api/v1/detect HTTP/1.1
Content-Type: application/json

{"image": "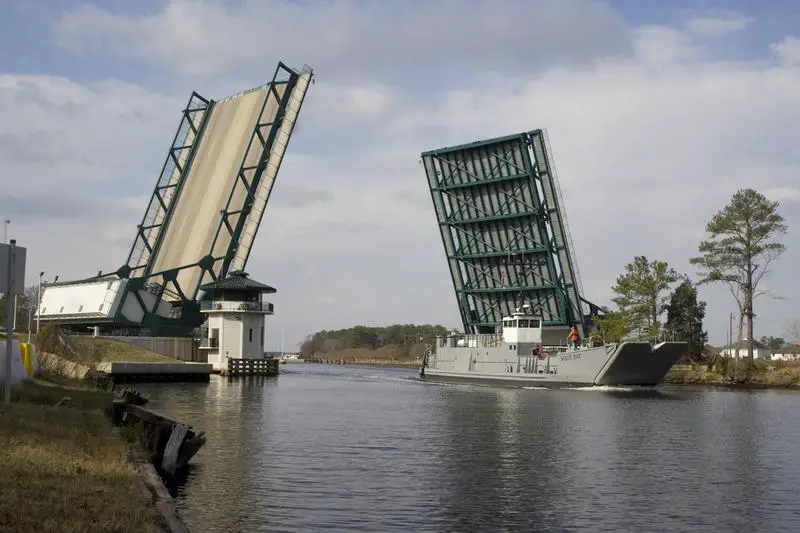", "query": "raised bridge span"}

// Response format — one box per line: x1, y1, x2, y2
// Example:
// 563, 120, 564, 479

37, 62, 313, 335
35, 62, 600, 341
